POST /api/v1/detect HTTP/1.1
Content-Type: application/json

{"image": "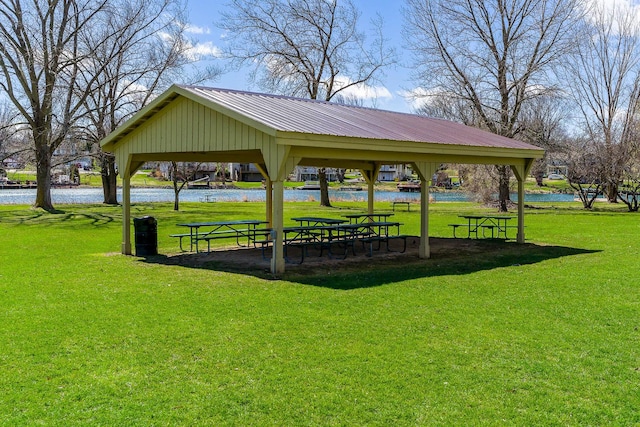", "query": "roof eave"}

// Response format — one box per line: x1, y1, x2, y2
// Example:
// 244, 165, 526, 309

276, 131, 545, 160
